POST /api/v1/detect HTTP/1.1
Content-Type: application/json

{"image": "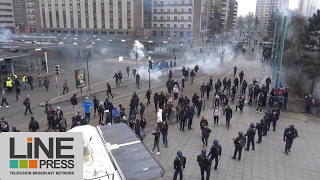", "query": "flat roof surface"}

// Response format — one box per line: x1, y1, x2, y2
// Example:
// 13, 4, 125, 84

0, 43, 59, 50
0, 52, 31, 59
